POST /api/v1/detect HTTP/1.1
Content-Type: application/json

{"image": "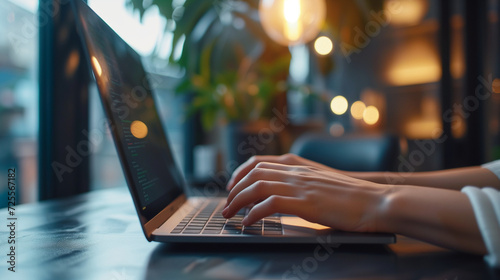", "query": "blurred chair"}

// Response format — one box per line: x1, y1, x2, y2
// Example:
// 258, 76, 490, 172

290, 133, 400, 172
